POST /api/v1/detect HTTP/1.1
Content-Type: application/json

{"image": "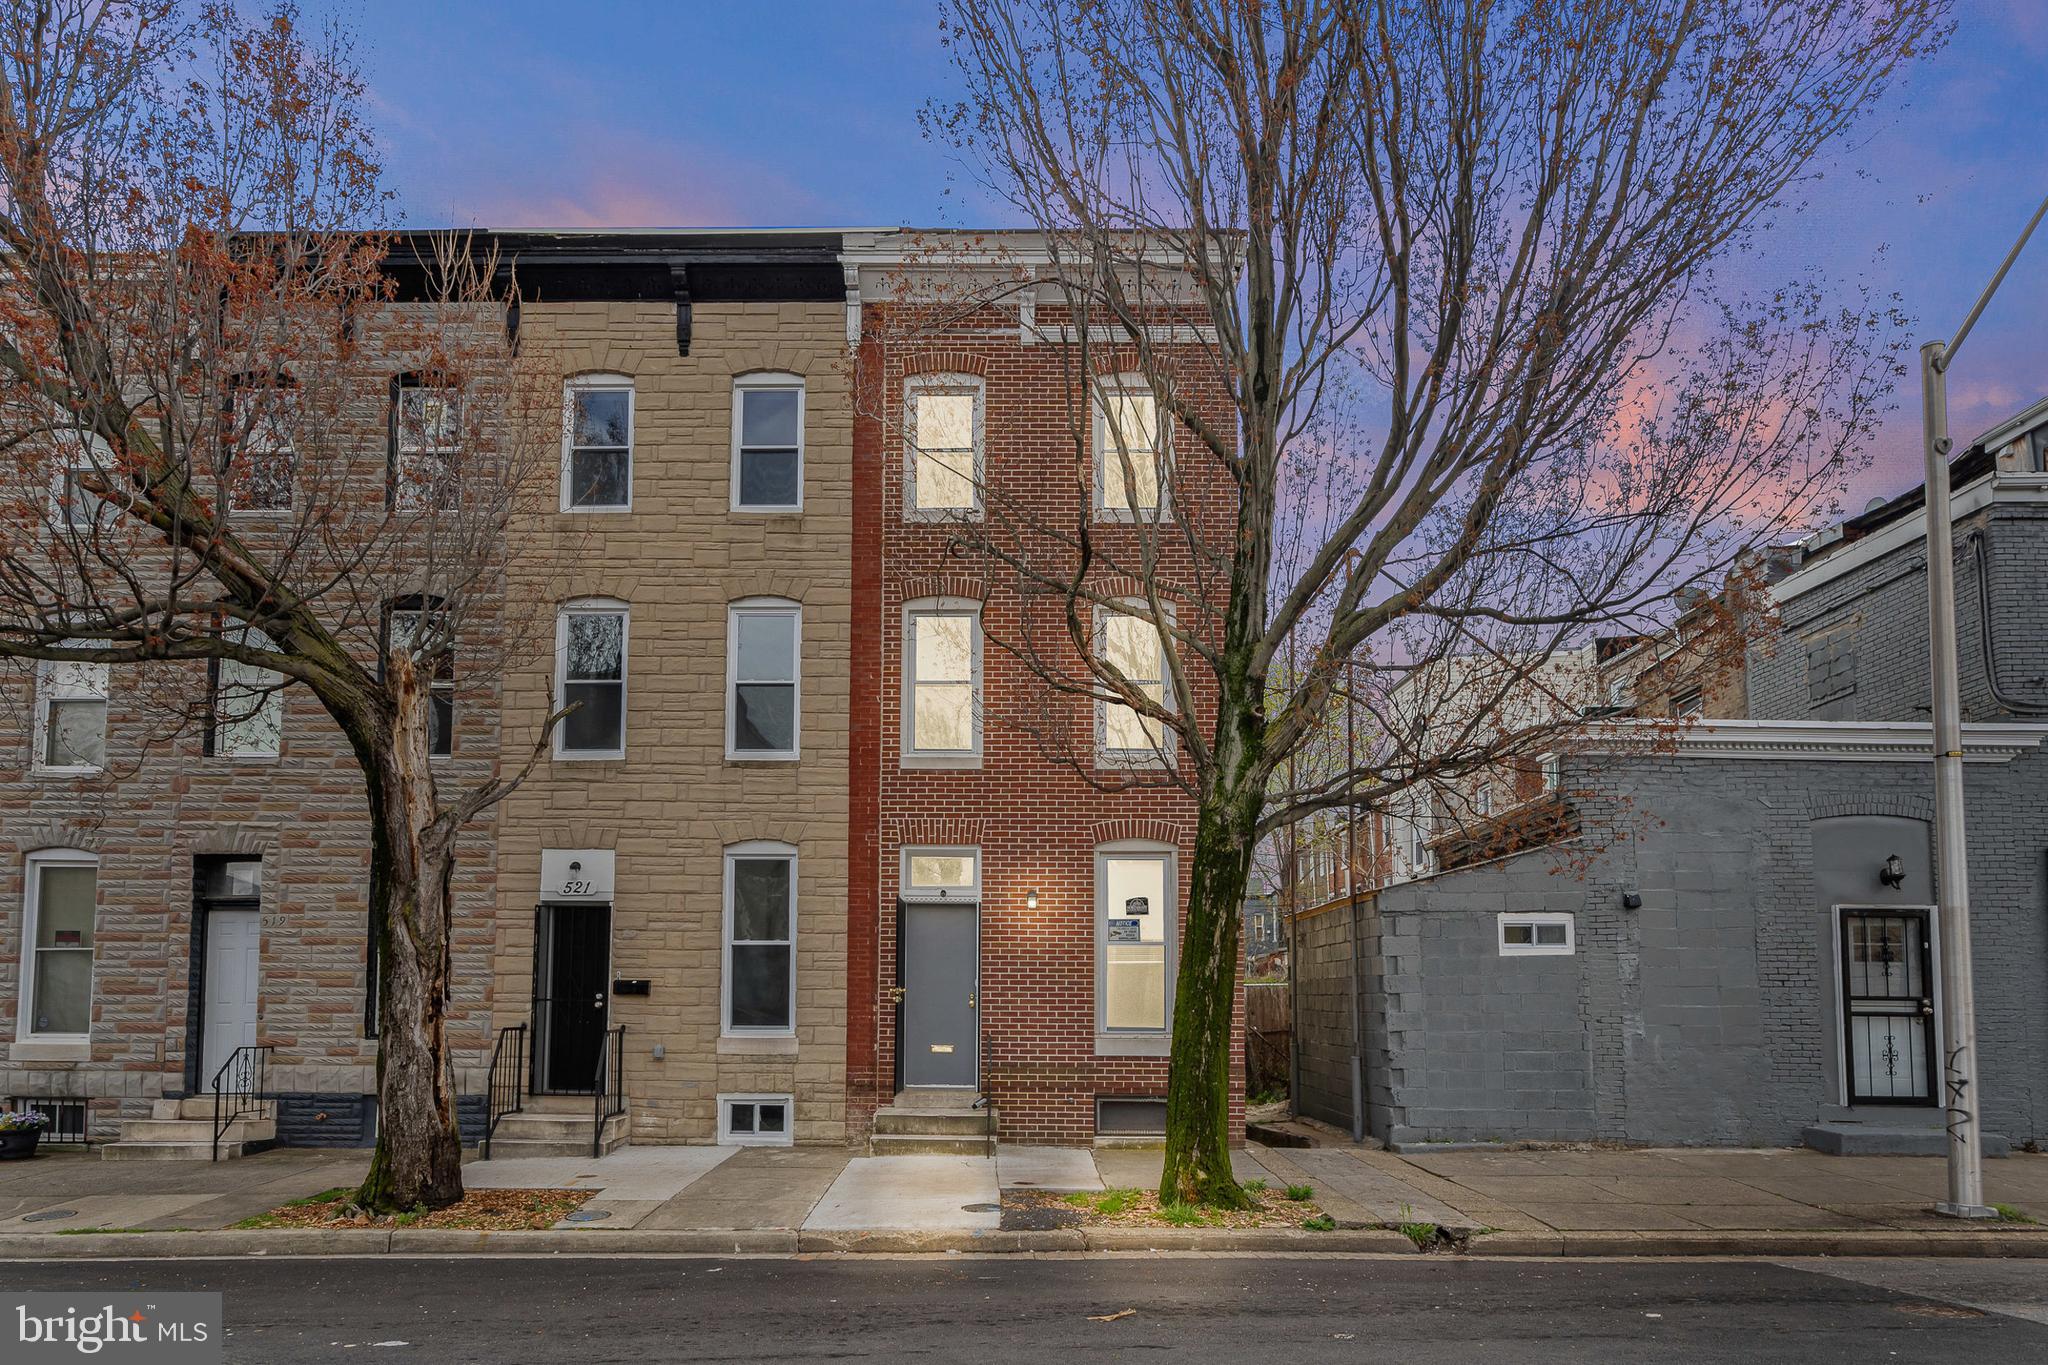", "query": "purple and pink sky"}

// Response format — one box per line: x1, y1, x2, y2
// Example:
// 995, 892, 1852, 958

342, 0, 2047, 508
